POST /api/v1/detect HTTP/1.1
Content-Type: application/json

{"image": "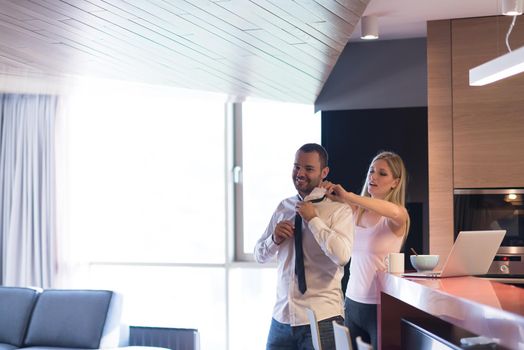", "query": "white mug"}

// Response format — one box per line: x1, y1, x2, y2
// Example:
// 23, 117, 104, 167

384, 252, 405, 273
